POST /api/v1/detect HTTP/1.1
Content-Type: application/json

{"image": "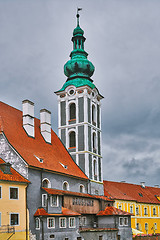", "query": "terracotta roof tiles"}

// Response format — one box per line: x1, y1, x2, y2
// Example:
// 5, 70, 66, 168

34, 207, 80, 217
97, 206, 133, 216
